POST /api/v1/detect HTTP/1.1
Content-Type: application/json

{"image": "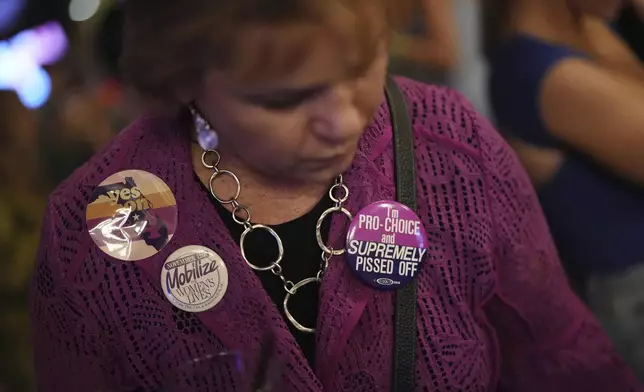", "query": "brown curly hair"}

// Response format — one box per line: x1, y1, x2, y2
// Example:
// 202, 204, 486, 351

120, 0, 410, 104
